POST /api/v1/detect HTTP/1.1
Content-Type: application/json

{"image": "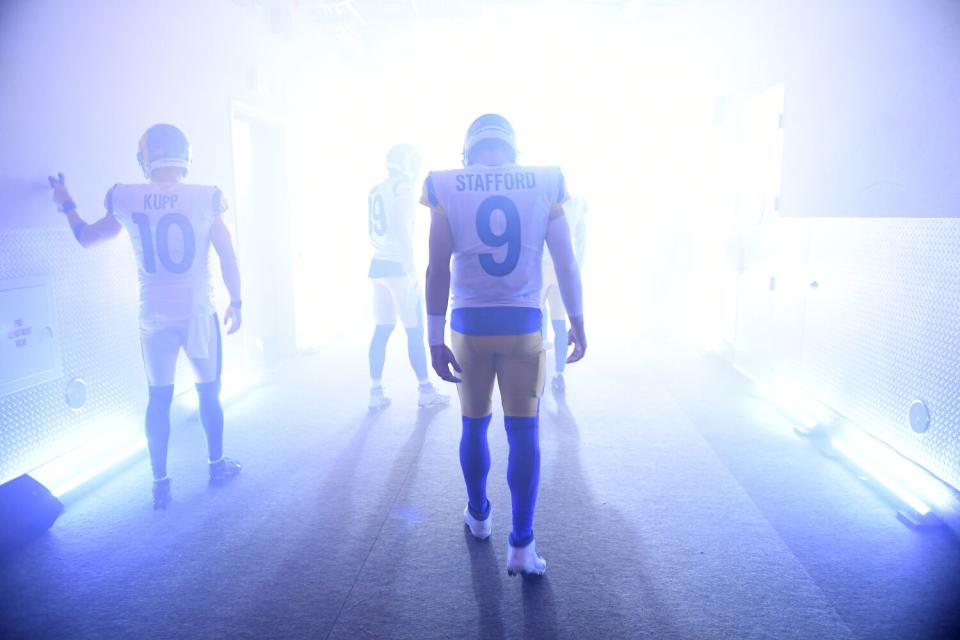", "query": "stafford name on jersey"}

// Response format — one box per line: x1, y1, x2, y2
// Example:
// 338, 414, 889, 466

144, 193, 179, 210
455, 171, 537, 192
